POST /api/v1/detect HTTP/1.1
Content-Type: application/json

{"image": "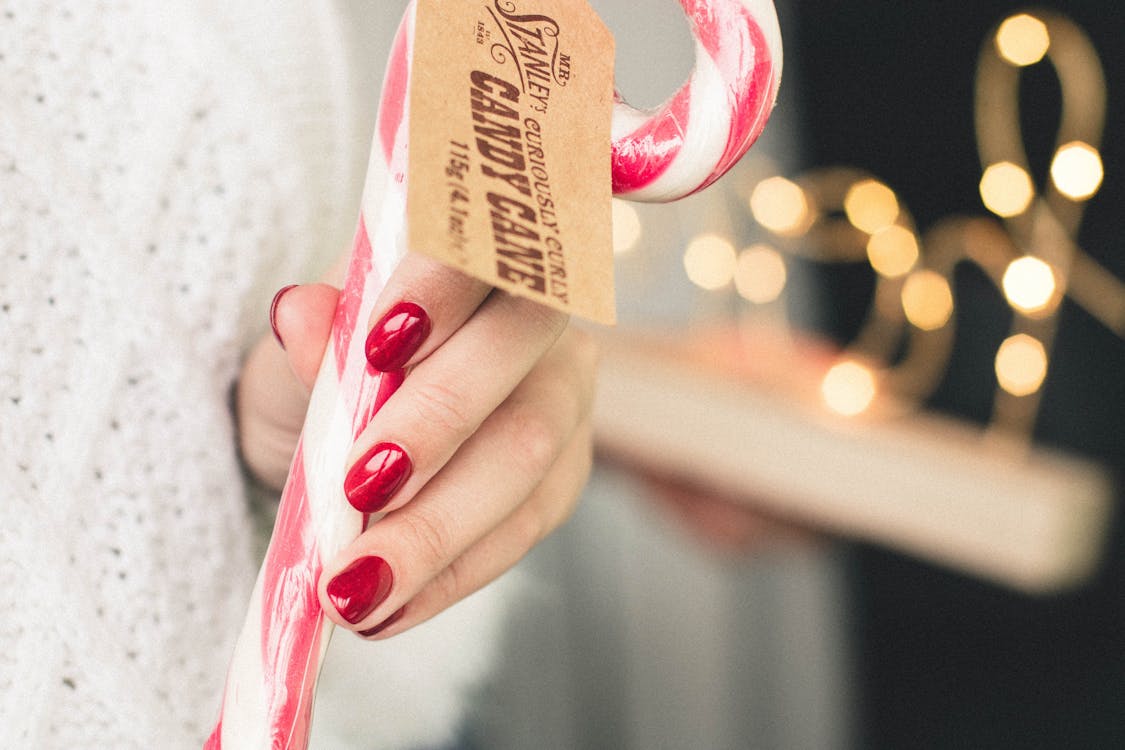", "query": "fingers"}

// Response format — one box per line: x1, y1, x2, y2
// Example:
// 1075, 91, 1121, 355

319, 328, 597, 635
267, 251, 510, 394
343, 289, 569, 514
361, 421, 593, 639
262, 253, 593, 639
237, 283, 341, 488
270, 282, 341, 391
363, 252, 493, 371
